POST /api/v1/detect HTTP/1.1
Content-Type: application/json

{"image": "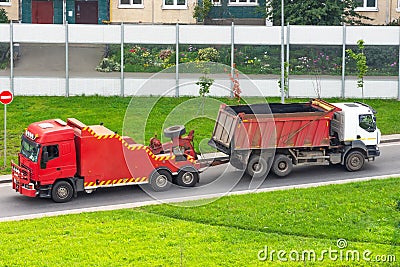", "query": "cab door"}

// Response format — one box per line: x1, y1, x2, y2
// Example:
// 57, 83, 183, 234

357, 114, 379, 146
39, 141, 77, 185
38, 144, 62, 185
